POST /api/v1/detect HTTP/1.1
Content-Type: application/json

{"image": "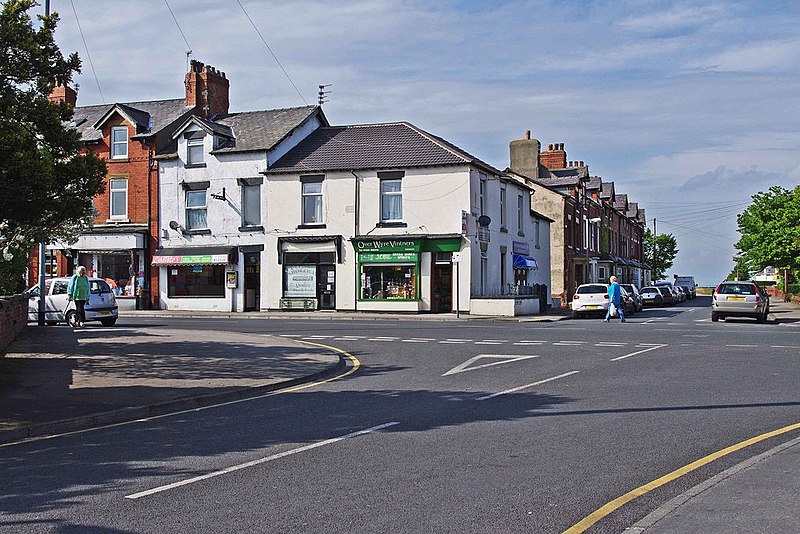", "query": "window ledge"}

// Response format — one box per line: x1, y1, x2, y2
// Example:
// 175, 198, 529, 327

499, 227, 508, 233
185, 229, 211, 235
185, 163, 207, 169
108, 158, 130, 163
376, 221, 407, 228
298, 223, 326, 229
105, 218, 131, 224
238, 225, 264, 232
